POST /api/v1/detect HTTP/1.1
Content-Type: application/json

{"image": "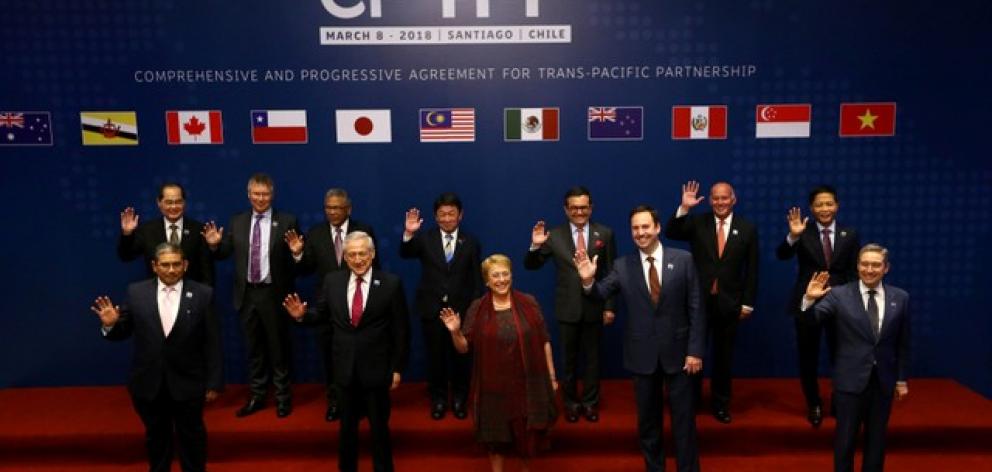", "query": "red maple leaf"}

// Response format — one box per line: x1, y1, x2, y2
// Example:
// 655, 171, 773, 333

183, 116, 206, 139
